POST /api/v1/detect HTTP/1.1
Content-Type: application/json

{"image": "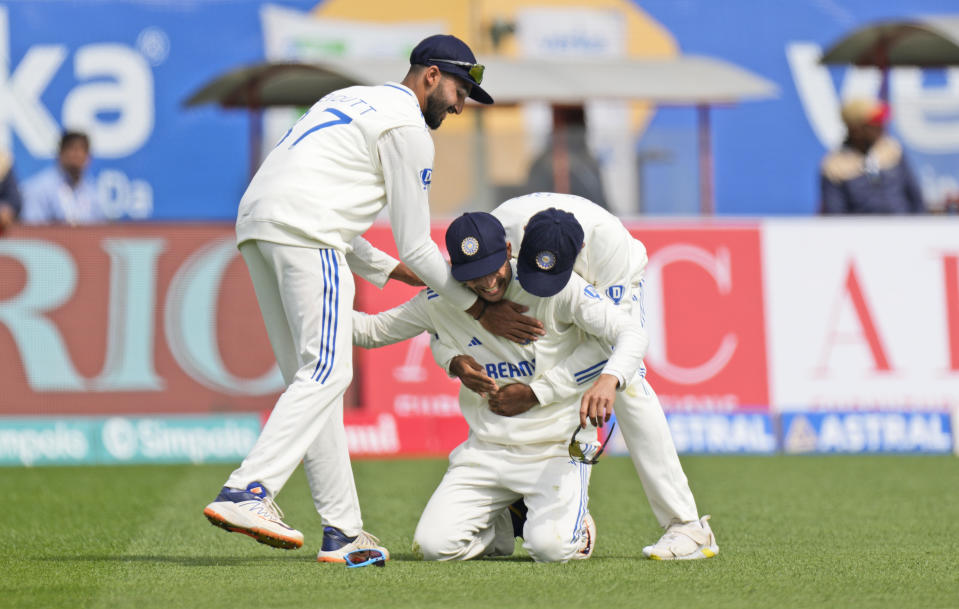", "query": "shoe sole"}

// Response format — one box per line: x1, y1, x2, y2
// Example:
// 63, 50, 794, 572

316, 555, 348, 564
574, 514, 596, 560
203, 507, 303, 550
645, 546, 719, 560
